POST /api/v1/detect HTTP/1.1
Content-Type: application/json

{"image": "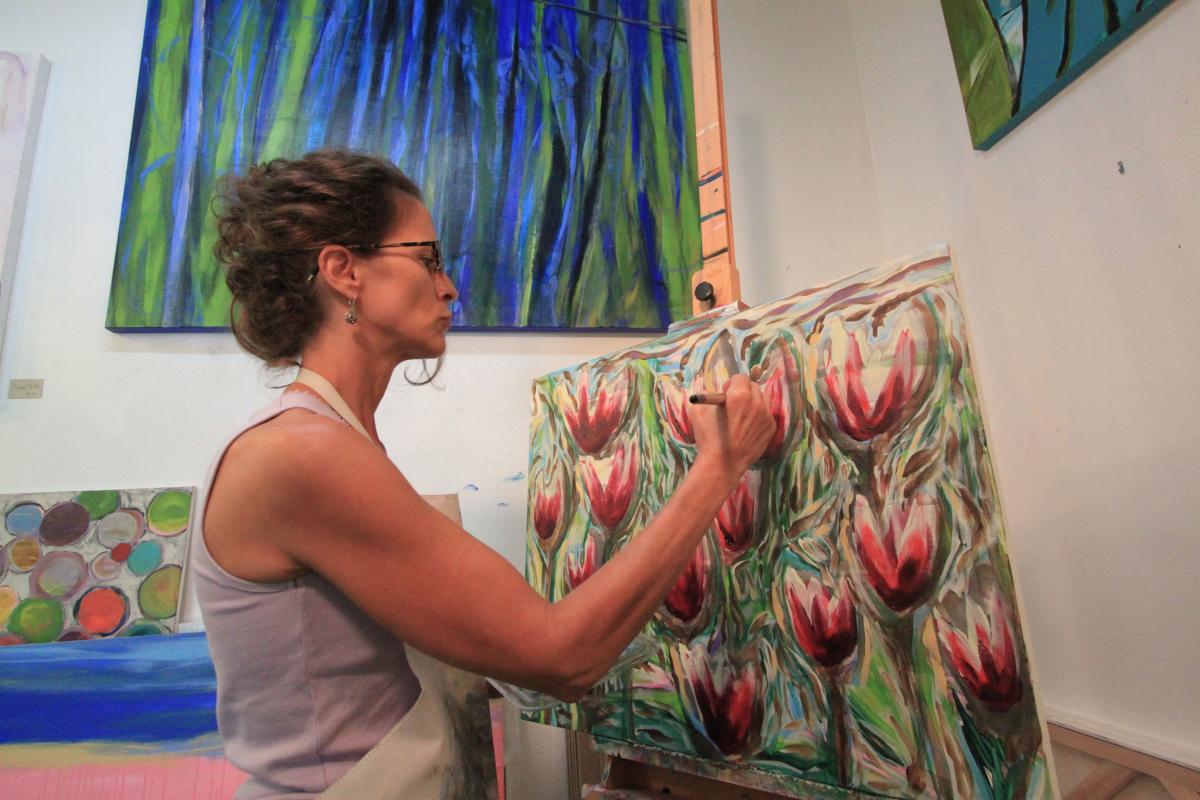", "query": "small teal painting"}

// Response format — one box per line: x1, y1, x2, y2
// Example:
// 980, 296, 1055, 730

940, 0, 1178, 149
